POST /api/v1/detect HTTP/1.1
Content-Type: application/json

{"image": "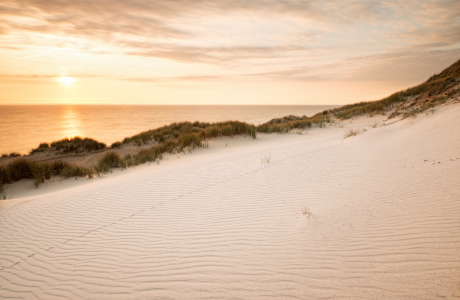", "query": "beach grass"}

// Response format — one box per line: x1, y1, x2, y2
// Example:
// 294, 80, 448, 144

0, 159, 93, 188
30, 137, 107, 155
330, 58, 460, 120
3, 58, 460, 188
